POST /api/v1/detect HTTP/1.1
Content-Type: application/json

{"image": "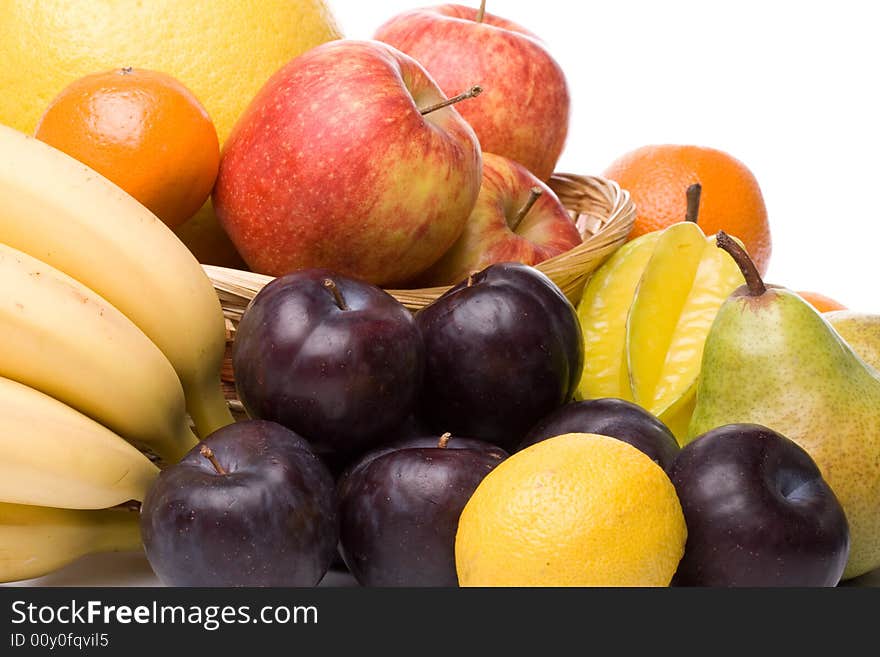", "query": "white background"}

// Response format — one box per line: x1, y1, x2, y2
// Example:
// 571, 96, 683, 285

8, 0, 880, 588
330, 0, 880, 311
